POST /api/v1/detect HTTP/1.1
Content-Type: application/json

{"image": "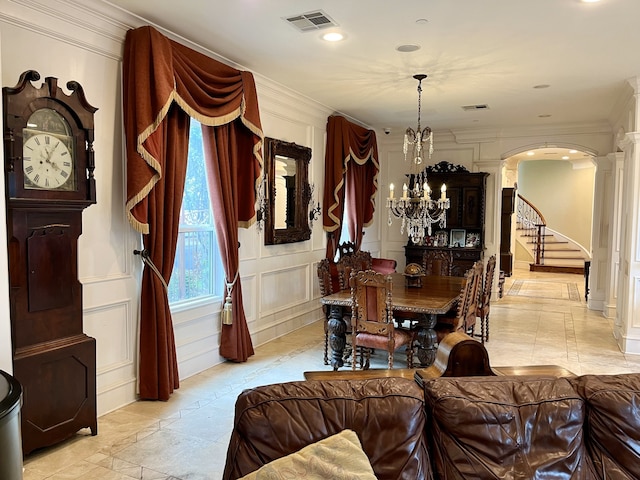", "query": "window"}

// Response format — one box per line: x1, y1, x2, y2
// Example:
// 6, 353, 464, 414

168, 120, 224, 306
335, 185, 353, 261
